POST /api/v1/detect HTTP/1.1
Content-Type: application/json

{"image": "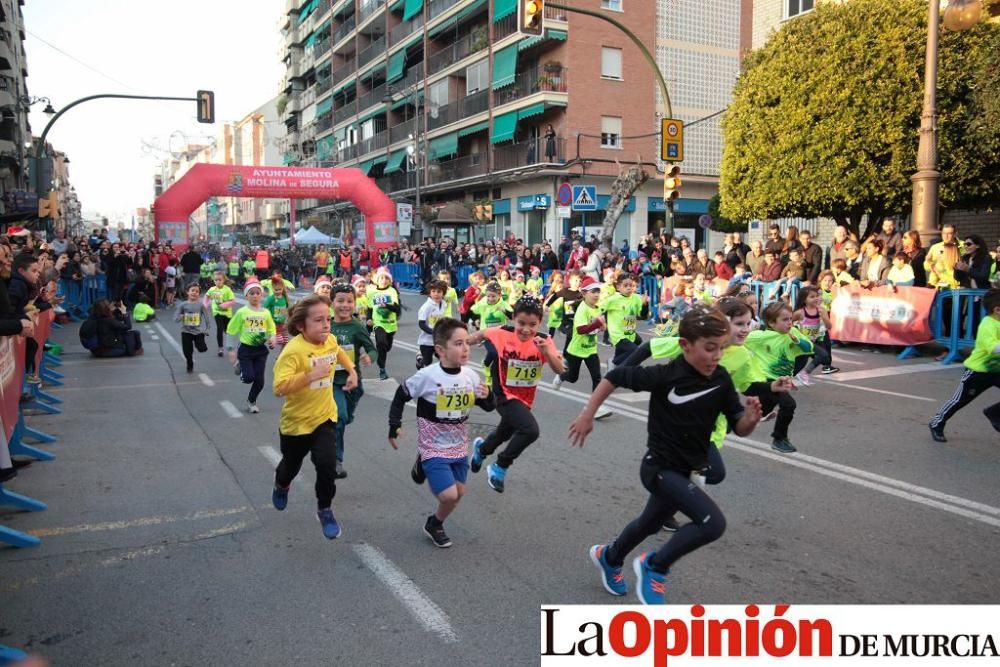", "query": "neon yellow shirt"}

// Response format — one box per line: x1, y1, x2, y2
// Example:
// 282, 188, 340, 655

227, 306, 276, 346
367, 285, 400, 333
745, 328, 813, 379
603, 293, 644, 345
965, 316, 1000, 373
566, 302, 602, 358
132, 302, 155, 322
273, 334, 350, 435
205, 285, 235, 318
